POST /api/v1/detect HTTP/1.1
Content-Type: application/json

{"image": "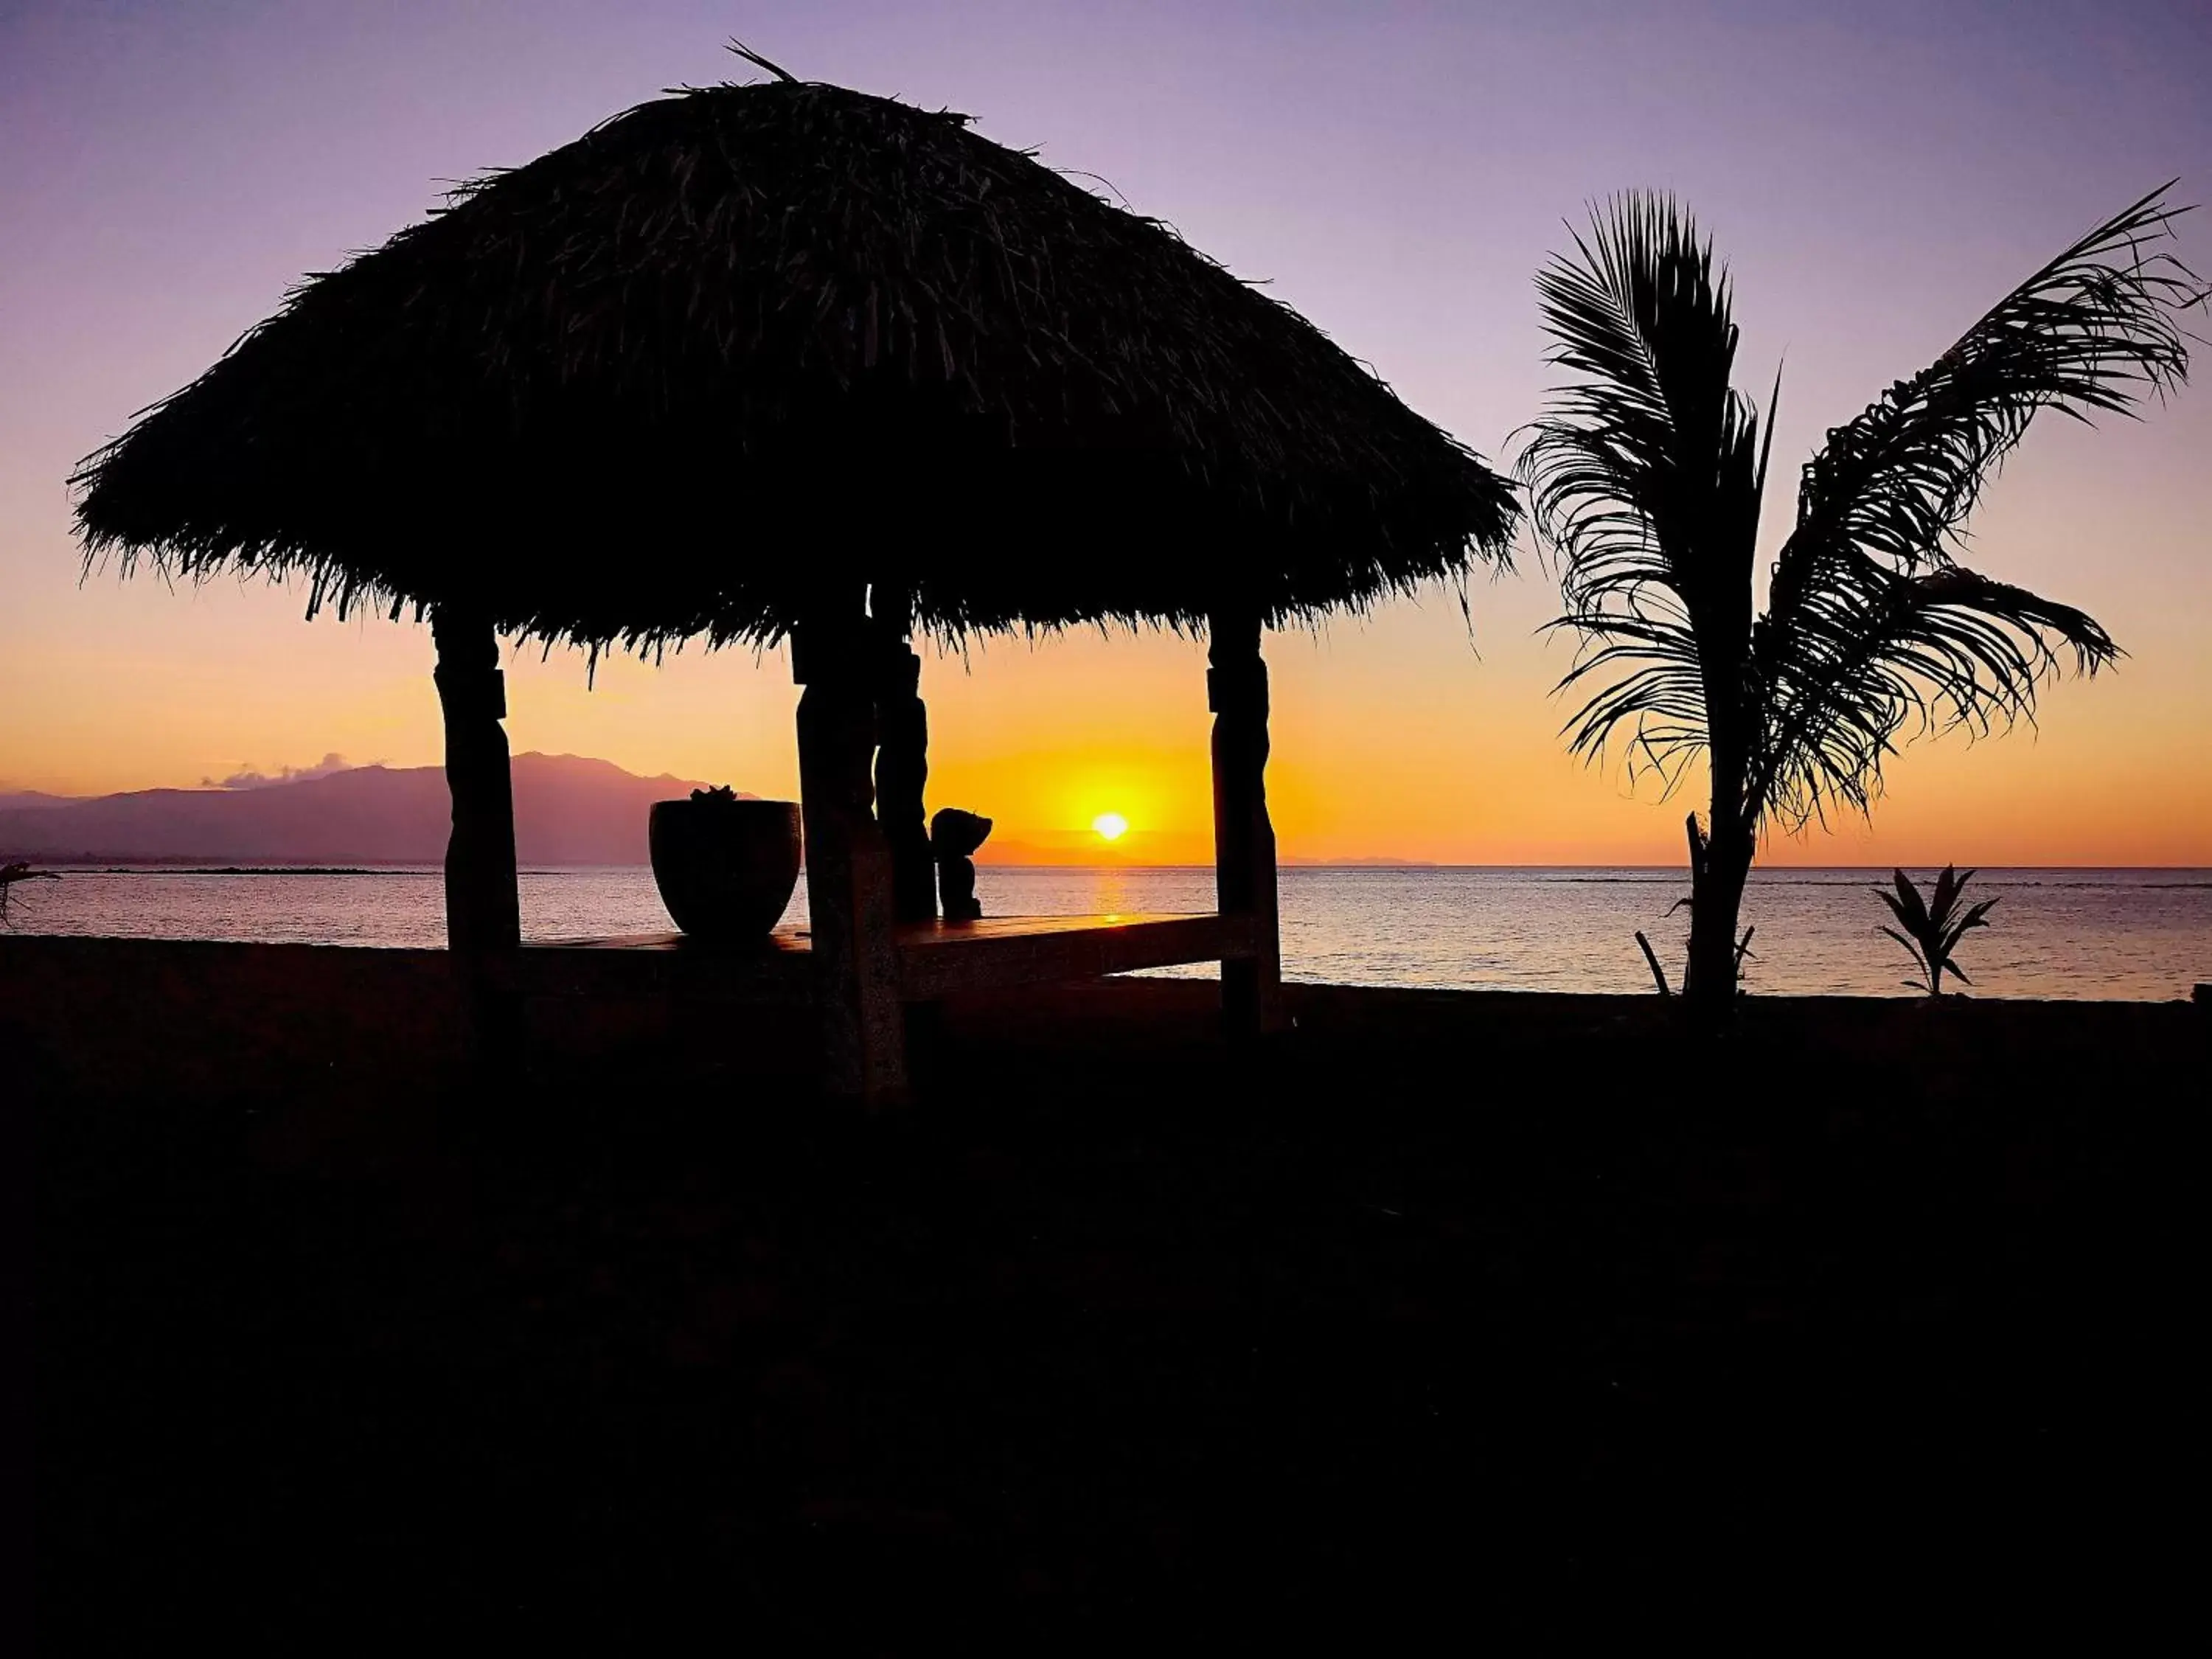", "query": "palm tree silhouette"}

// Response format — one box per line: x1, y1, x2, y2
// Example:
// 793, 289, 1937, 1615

1518, 187, 2199, 1010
